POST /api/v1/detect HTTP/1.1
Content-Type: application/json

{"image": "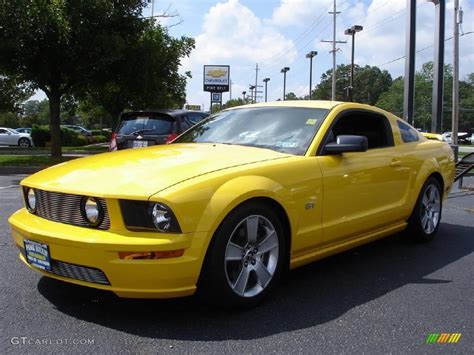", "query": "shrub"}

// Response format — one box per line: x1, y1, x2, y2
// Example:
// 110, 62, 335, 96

92, 135, 108, 143
31, 126, 50, 147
